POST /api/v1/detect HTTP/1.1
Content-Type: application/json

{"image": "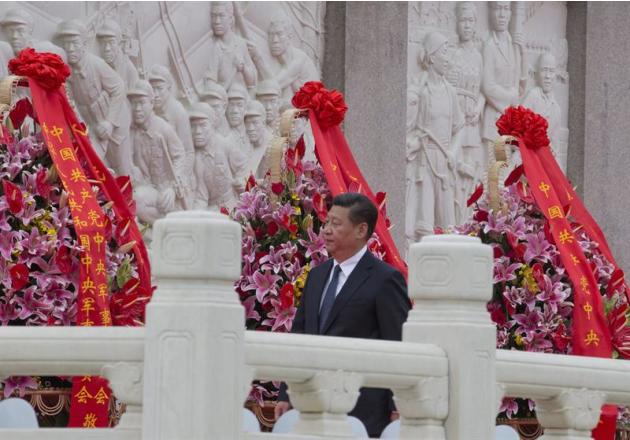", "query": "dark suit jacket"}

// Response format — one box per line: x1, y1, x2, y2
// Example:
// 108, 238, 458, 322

278, 250, 410, 437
